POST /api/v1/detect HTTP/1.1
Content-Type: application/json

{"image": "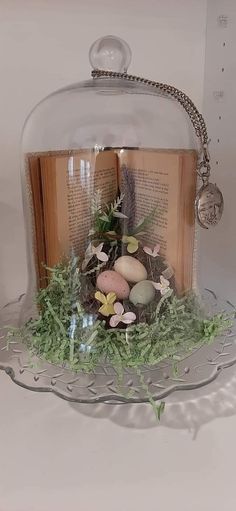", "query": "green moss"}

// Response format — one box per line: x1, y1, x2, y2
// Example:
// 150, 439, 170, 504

12, 260, 232, 419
